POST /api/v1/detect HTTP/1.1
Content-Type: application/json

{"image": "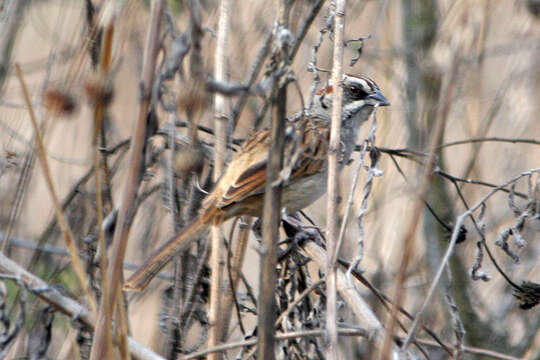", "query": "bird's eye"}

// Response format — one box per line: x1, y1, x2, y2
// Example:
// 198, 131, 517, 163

349, 85, 368, 99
